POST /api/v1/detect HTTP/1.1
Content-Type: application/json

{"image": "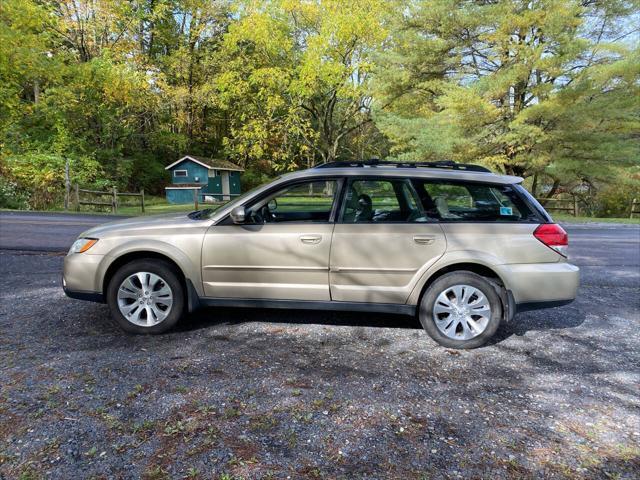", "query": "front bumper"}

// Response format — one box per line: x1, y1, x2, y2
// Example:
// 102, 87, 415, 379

496, 262, 580, 305
62, 253, 105, 302
62, 282, 105, 303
